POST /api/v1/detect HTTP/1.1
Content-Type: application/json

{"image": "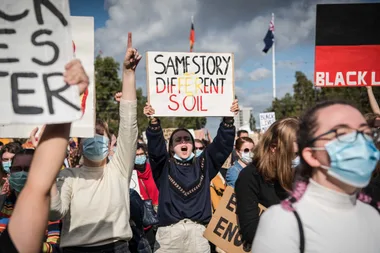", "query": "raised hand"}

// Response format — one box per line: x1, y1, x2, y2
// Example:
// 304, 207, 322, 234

64, 59, 89, 95
114, 92, 122, 102
30, 125, 46, 148
143, 102, 155, 117
123, 32, 142, 71
230, 99, 240, 115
